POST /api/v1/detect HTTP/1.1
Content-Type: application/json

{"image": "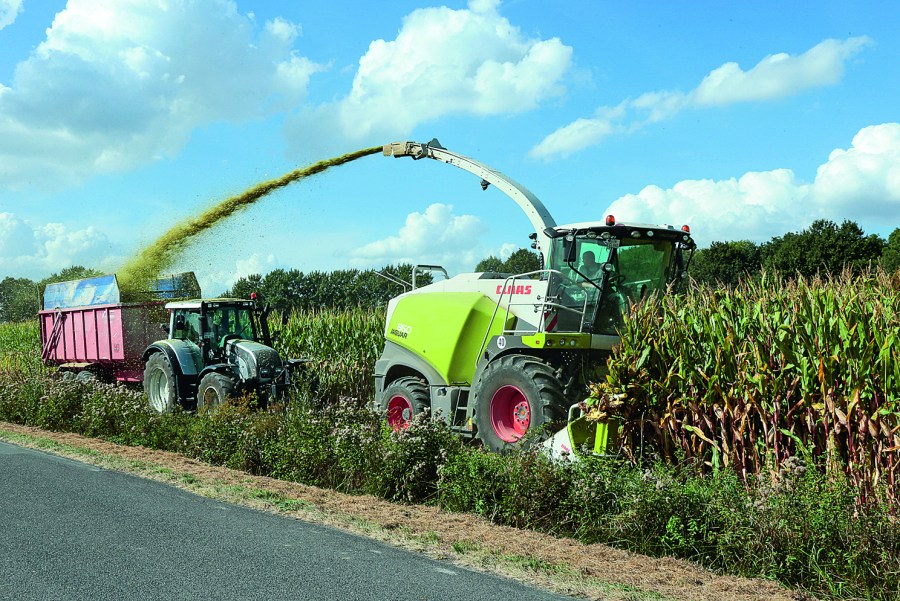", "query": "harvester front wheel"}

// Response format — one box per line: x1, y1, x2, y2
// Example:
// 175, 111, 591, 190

473, 355, 565, 451
144, 353, 177, 414
383, 377, 429, 430
197, 373, 237, 413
